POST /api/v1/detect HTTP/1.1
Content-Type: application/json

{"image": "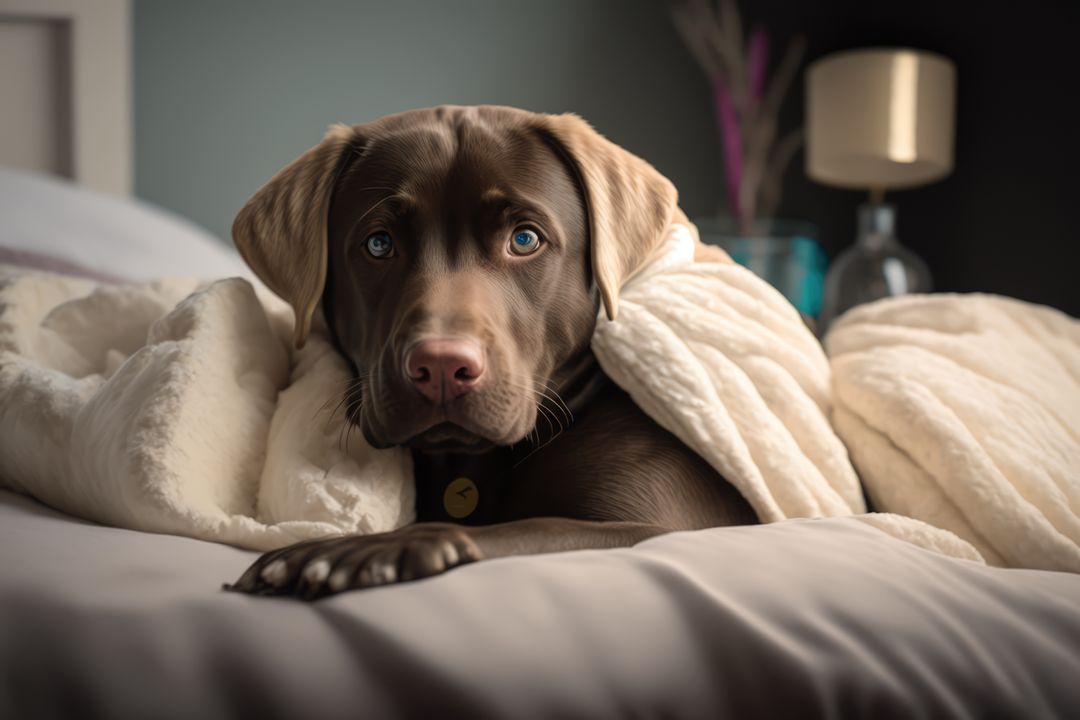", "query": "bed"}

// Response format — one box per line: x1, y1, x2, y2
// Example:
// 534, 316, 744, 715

4, 490, 1080, 719
2, 168, 1080, 718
